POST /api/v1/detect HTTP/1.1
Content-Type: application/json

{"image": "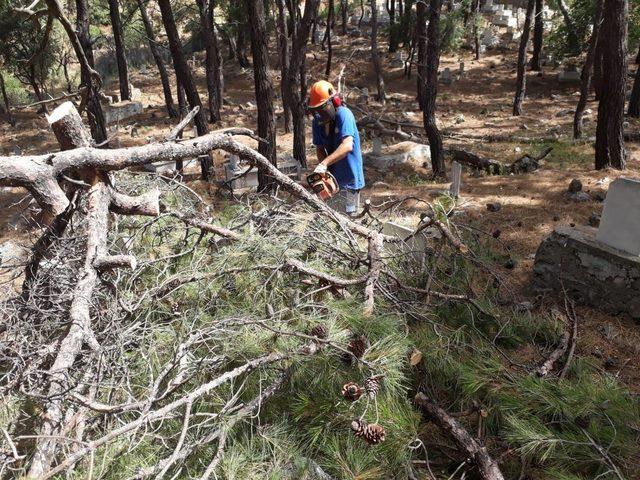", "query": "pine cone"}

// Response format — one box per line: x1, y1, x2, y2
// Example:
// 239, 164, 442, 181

342, 382, 363, 402
364, 374, 383, 399
351, 419, 386, 444
310, 324, 329, 340
347, 335, 368, 359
